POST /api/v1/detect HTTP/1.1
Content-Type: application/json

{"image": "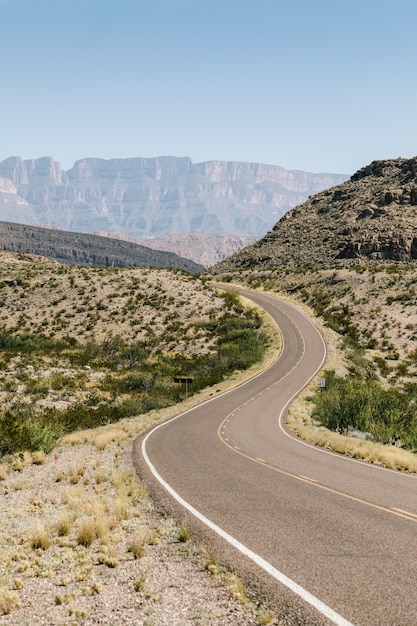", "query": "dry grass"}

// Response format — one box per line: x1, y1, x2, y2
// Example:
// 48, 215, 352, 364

0, 463, 9, 480
0, 357, 292, 624
127, 531, 146, 560
0, 587, 21, 615
27, 523, 51, 550
31, 451, 46, 465
177, 521, 191, 543
55, 512, 75, 537
133, 568, 147, 592
69, 464, 86, 484
76, 517, 98, 547
94, 428, 128, 450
